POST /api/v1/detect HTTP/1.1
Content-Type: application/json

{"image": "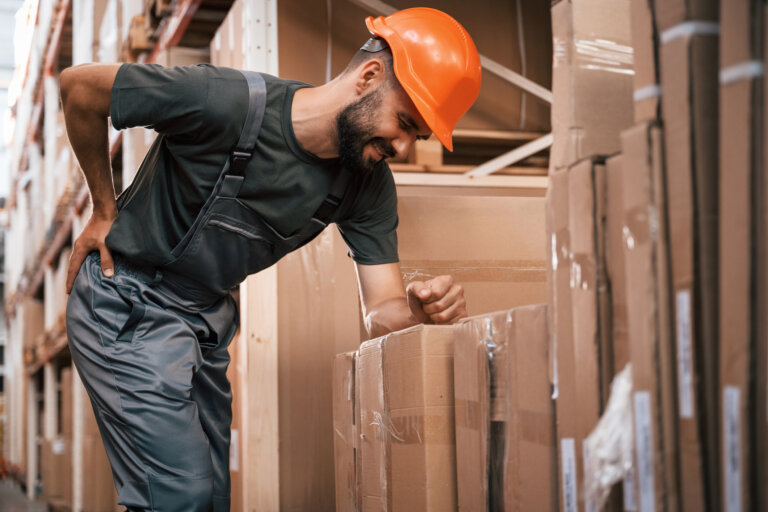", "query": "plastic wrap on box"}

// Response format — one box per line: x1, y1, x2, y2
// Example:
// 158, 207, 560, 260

583, 364, 634, 509
550, 0, 634, 171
